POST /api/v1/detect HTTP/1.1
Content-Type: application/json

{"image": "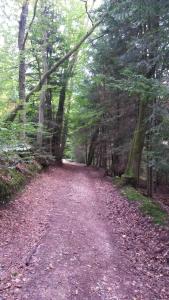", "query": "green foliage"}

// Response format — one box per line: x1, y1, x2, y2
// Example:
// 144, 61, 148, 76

122, 186, 148, 202
111, 71, 169, 103
0, 121, 38, 151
